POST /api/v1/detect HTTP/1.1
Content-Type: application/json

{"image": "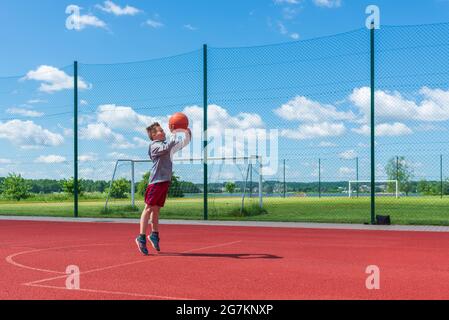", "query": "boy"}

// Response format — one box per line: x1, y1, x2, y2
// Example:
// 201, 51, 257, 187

135, 122, 191, 255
